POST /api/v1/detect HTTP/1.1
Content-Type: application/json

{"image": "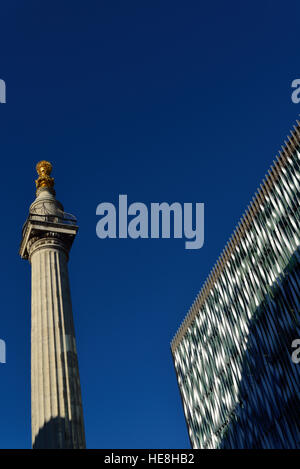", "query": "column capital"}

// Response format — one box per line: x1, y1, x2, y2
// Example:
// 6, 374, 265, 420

28, 235, 70, 261
20, 213, 78, 260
